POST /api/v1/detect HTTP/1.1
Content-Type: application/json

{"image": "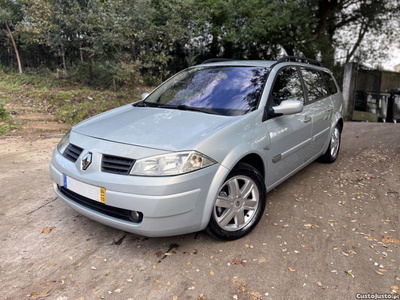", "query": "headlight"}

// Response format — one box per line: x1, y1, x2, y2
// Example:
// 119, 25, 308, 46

57, 130, 71, 154
130, 151, 216, 176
